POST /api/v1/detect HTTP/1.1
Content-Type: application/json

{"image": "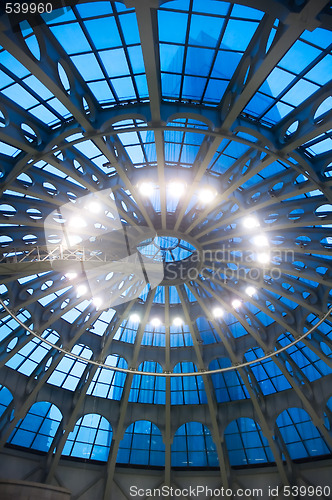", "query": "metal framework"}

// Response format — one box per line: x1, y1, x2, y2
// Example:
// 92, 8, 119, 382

0, 0, 331, 498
